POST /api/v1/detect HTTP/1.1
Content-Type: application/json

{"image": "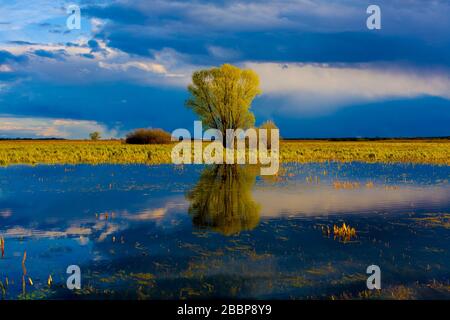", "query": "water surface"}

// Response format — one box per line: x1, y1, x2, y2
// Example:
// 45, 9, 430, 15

0, 163, 449, 299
